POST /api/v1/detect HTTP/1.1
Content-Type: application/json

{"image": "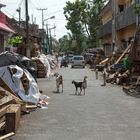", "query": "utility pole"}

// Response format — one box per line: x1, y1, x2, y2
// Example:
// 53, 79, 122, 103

46, 24, 50, 53
16, 7, 21, 25
49, 28, 52, 54
31, 14, 34, 24
25, 0, 30, 57
112, 0, 116, 53
49, 25, 56, 54
37, 8, 47, 29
